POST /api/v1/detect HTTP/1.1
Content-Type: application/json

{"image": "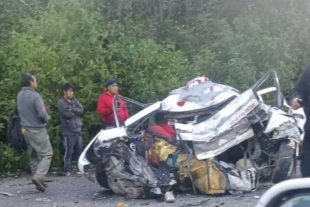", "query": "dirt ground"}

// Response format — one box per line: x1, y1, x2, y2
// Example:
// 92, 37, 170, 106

0, 170, 300, 207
